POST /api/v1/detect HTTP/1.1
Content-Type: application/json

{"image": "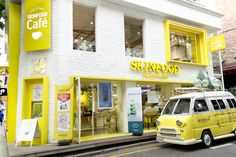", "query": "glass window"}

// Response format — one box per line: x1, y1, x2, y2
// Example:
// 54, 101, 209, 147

211, 100, 220, 110
217, 100, 226, 109
226, 99, 234, 108
165, 20, 208, 65
125, 16, 143, 58
174, 99, 190, 114
194, 99, 209, 112
162, 100, 178, 115
73, 4, 95, 52
231, 99, 236, 108
31, 101, 42, 118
